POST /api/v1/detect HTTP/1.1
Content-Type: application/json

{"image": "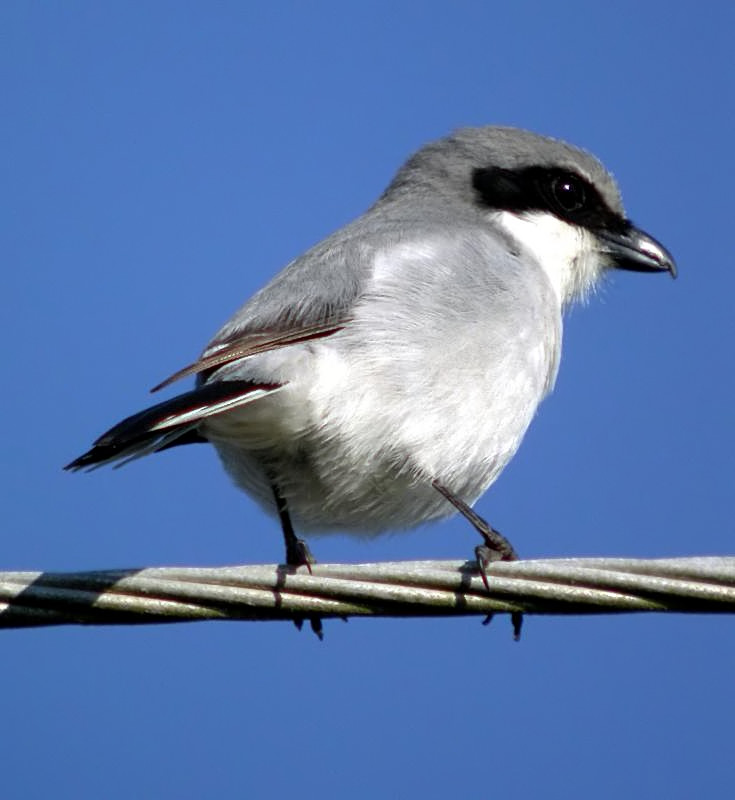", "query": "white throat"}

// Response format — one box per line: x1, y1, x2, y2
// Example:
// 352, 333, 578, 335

493, 210, 604, 305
